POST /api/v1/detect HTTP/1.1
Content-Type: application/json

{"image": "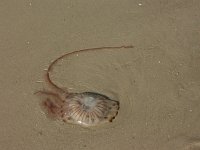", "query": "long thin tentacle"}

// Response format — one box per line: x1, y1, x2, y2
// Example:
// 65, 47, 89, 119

45, 45, 134, 94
